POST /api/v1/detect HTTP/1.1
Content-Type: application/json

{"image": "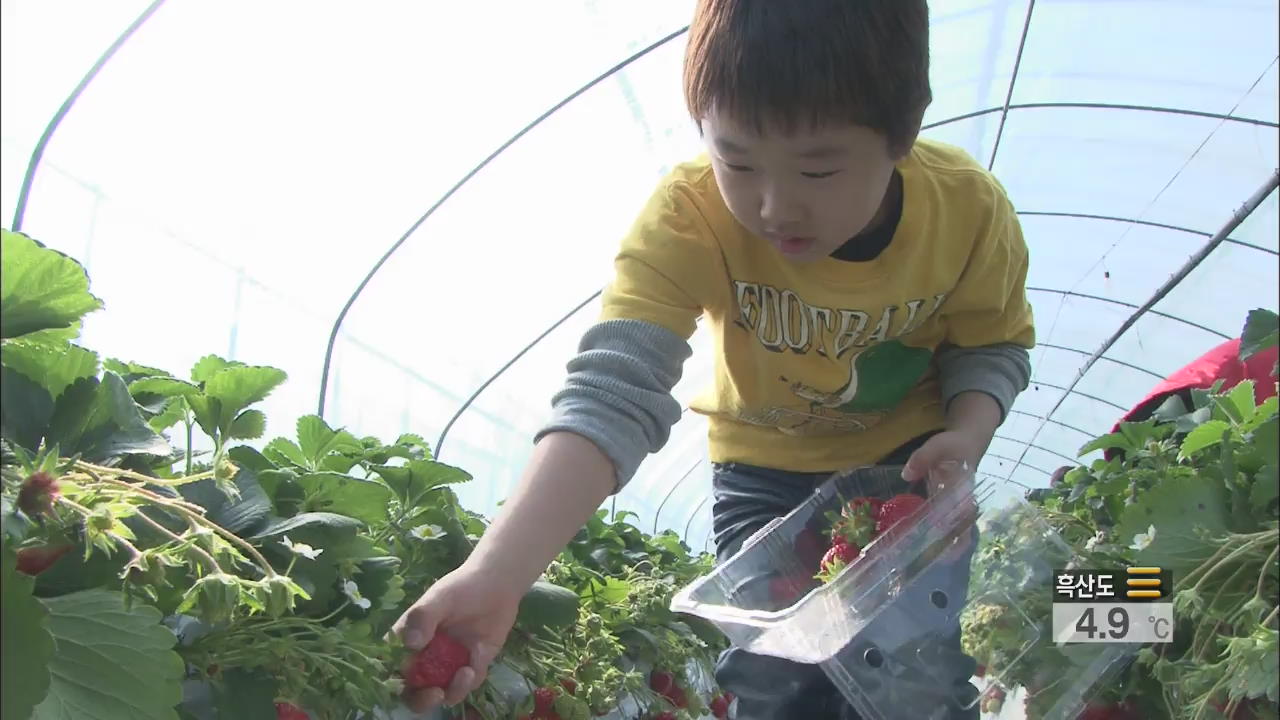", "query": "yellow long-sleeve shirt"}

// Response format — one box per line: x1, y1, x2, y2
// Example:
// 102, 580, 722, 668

597, 139, 1036, 472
